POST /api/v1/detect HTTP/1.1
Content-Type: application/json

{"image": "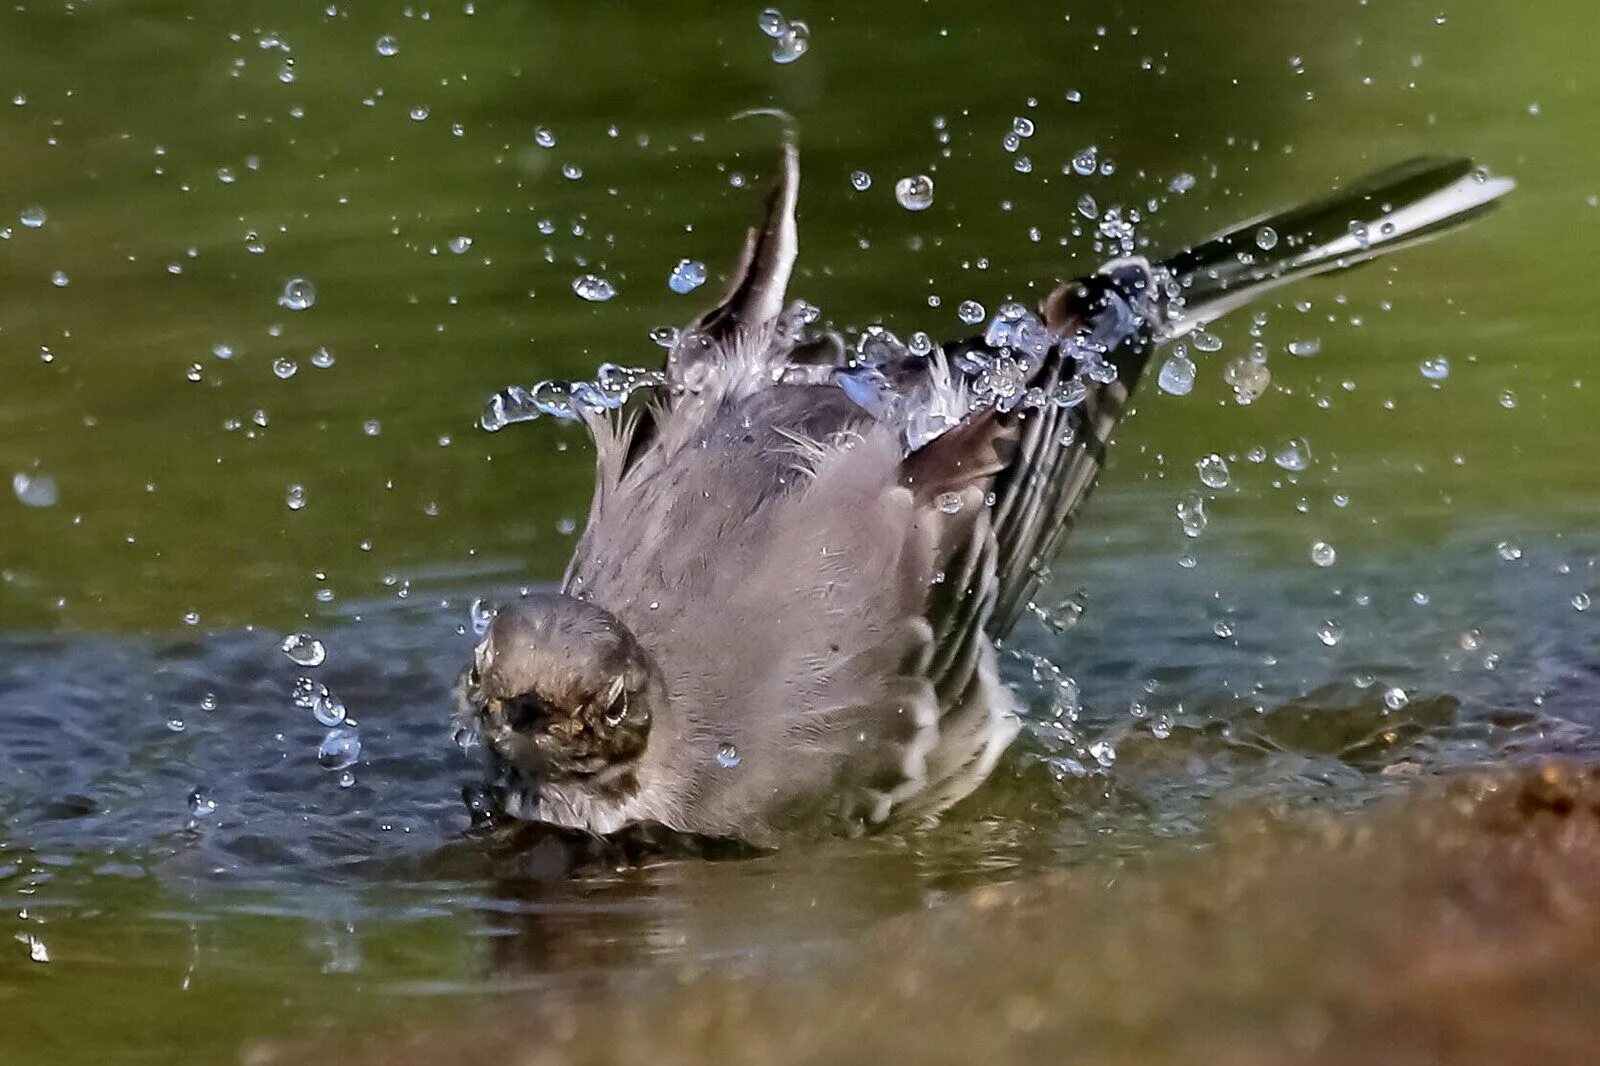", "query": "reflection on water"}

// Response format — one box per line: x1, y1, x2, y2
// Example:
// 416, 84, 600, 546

0, 0, 1597, 1059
